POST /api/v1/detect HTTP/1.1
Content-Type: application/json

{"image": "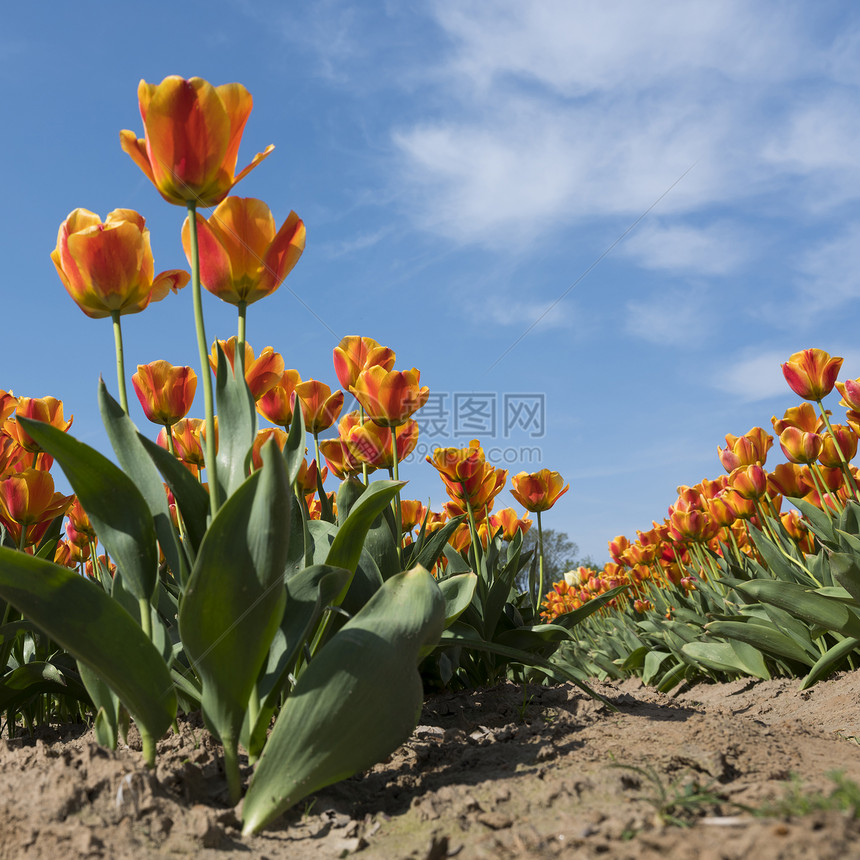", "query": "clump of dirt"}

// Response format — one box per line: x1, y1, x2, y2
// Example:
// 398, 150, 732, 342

4, 671, 860, 859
